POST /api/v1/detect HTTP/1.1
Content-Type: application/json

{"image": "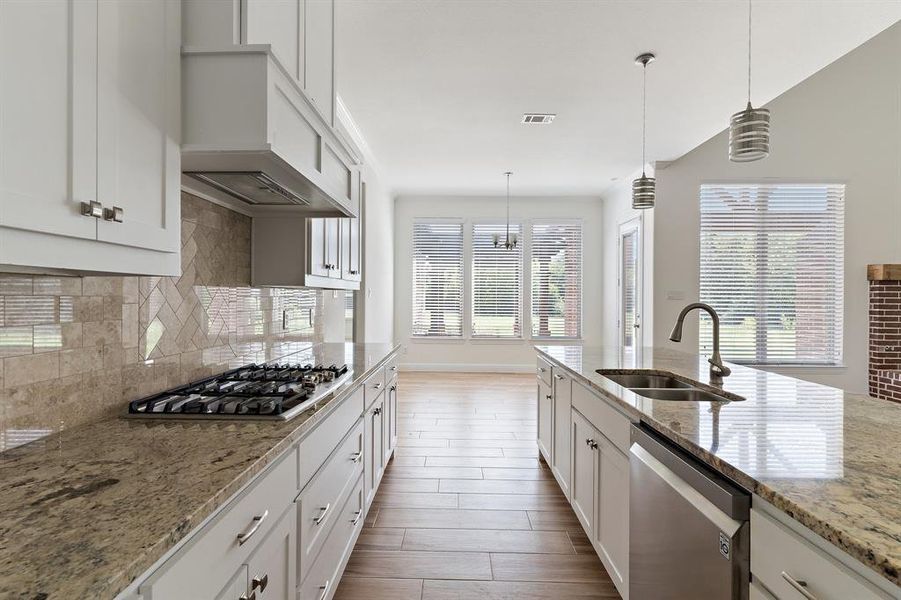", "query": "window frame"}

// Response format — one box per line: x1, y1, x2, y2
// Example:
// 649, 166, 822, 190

410, 217, 466, 339
698, 180, 845, 367
409, 217, 583, 342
